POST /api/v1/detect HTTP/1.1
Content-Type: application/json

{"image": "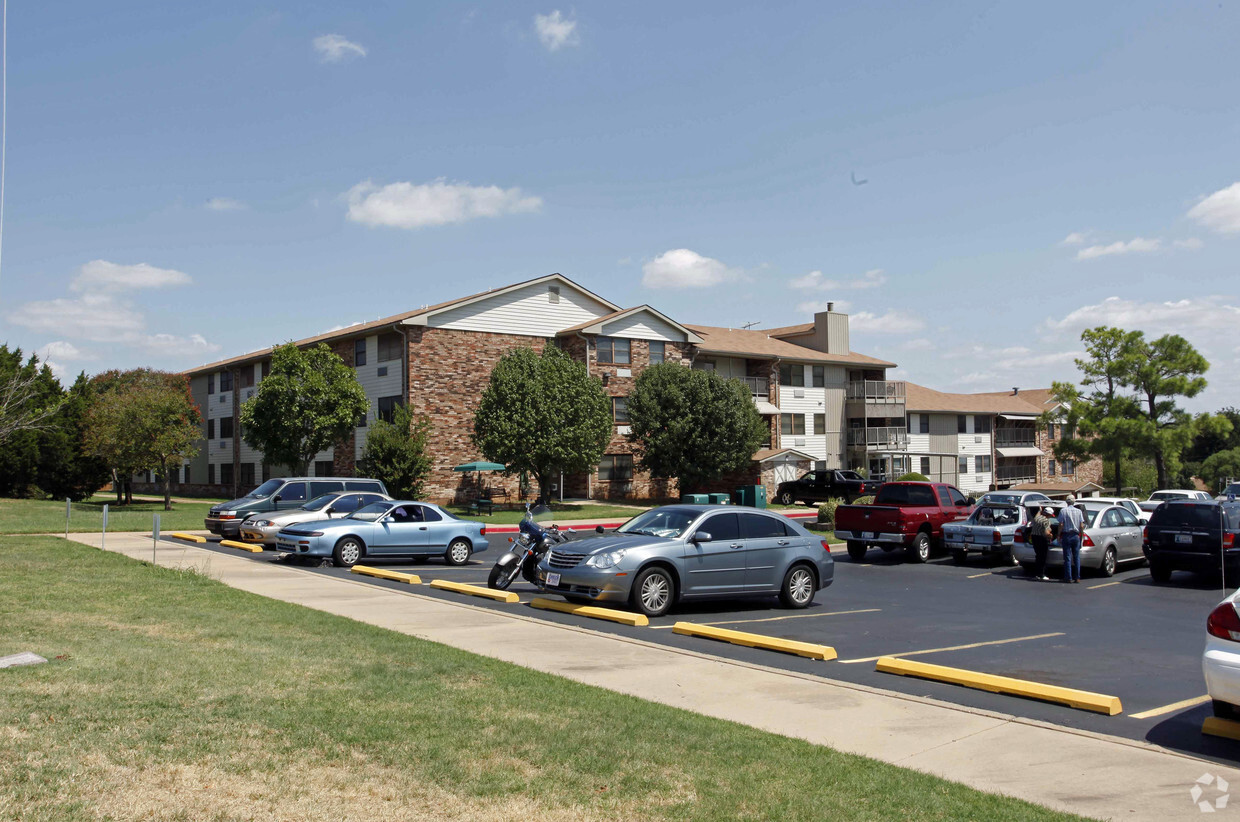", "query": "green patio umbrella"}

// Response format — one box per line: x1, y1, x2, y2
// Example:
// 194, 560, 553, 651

453, 461, 507, 495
